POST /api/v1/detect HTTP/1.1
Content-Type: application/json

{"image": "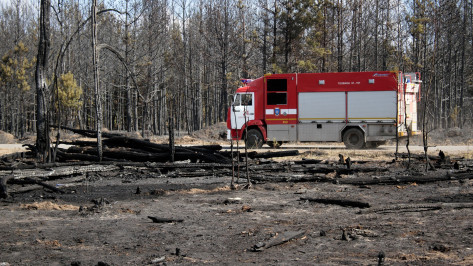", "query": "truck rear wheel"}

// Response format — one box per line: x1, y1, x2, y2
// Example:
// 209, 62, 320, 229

343, 128, 365, 149
246, 129, 263, 149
